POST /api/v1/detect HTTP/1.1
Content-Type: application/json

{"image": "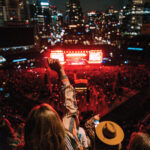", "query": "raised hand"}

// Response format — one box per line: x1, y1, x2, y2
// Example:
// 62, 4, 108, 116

47, 58, 62, 73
